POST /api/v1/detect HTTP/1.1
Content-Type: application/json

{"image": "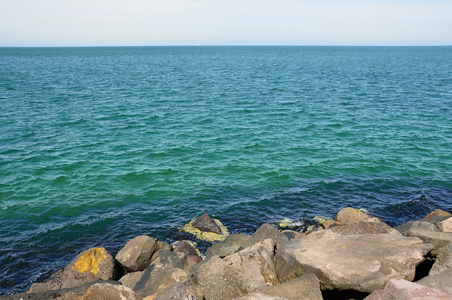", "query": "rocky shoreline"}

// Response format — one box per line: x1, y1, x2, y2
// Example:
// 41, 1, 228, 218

2, 208, 452, 300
